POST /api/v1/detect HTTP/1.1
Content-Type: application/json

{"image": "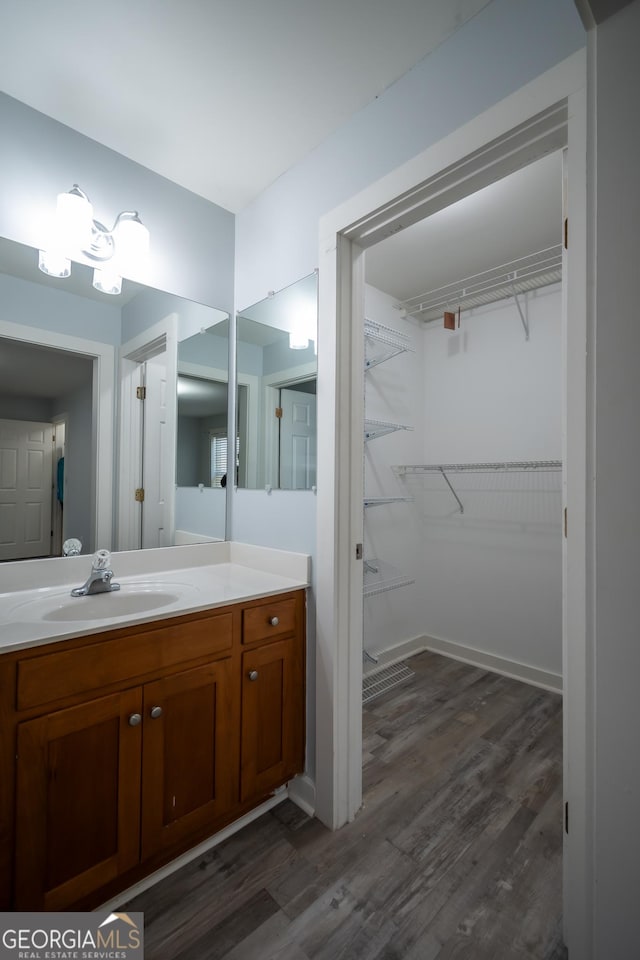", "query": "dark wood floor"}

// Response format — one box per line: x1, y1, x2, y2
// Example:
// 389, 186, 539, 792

124, 651, 566, 960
